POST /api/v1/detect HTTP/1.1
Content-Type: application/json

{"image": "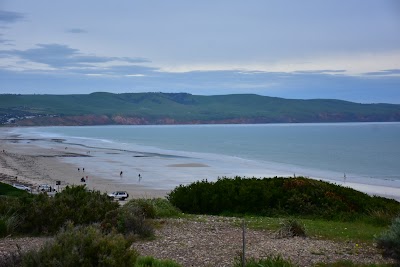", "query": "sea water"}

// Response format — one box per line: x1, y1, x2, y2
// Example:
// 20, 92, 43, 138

10, 123, 400, 190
